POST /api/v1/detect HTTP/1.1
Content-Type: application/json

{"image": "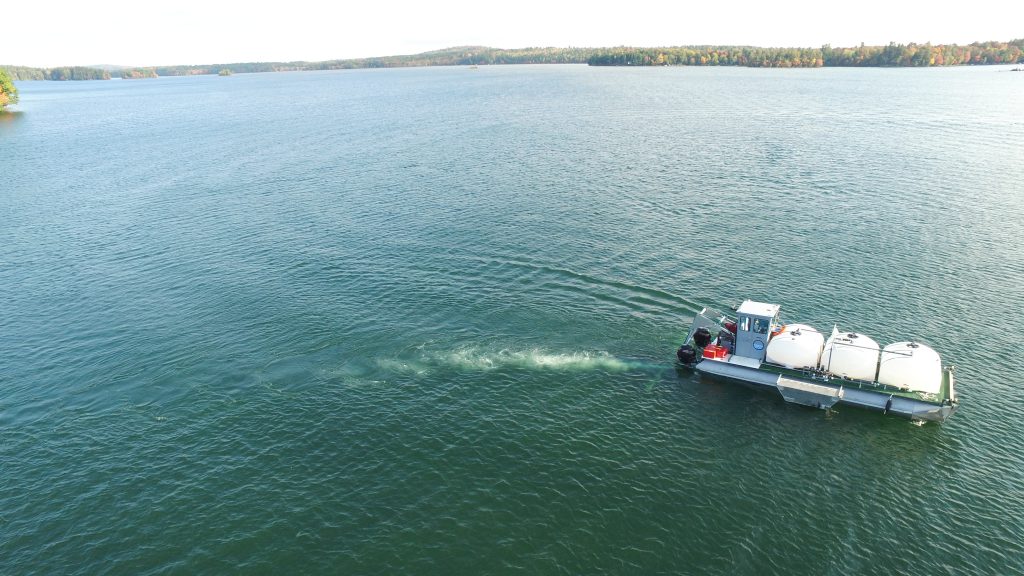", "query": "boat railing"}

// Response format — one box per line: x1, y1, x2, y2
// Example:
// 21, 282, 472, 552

684, 307, 729, 345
